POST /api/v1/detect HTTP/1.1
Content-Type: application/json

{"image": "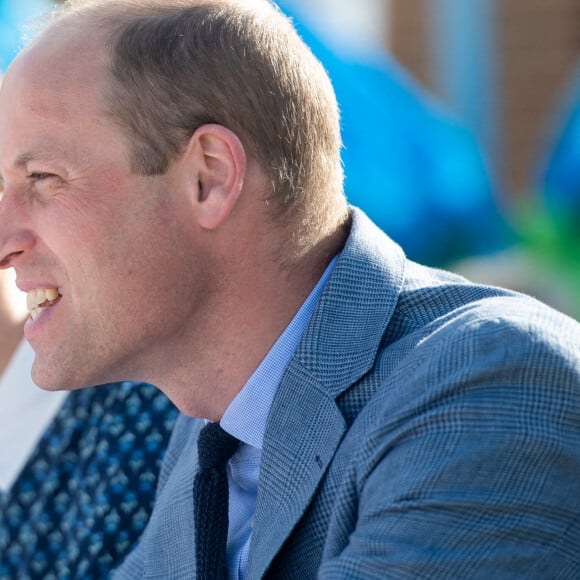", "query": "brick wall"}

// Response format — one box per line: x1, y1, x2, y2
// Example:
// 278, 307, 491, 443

389, 0, 580, 196
499, 0, 580, 194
